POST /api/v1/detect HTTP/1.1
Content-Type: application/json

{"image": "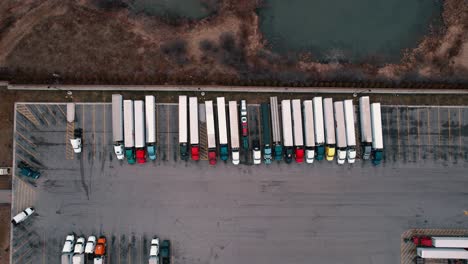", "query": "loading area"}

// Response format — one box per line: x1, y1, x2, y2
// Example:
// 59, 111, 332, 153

11, 101, 468, 264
